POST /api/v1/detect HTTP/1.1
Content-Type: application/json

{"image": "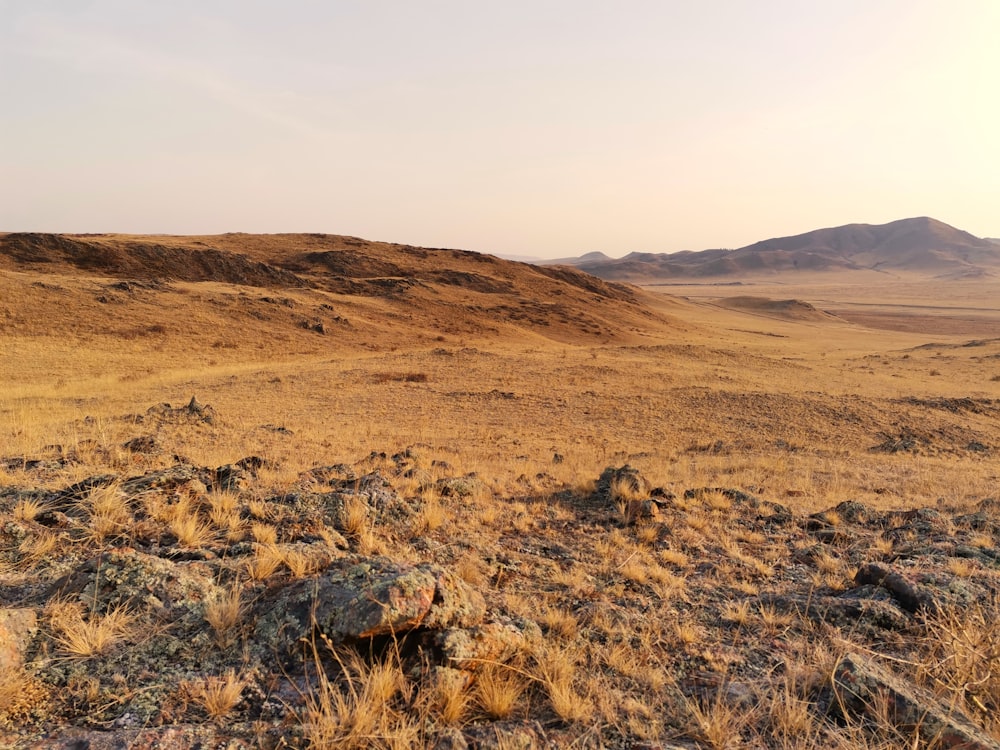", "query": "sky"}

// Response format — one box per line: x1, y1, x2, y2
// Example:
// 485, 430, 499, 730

1, 1, 998, 259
